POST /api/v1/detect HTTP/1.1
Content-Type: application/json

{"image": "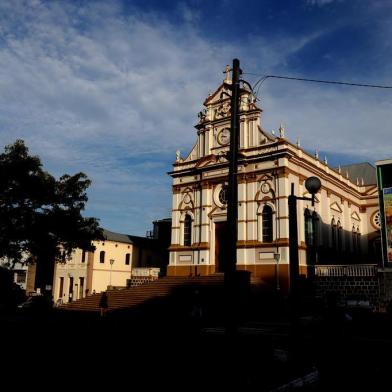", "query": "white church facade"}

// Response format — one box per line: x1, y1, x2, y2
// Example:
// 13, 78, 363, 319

167, 68, 381, 291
